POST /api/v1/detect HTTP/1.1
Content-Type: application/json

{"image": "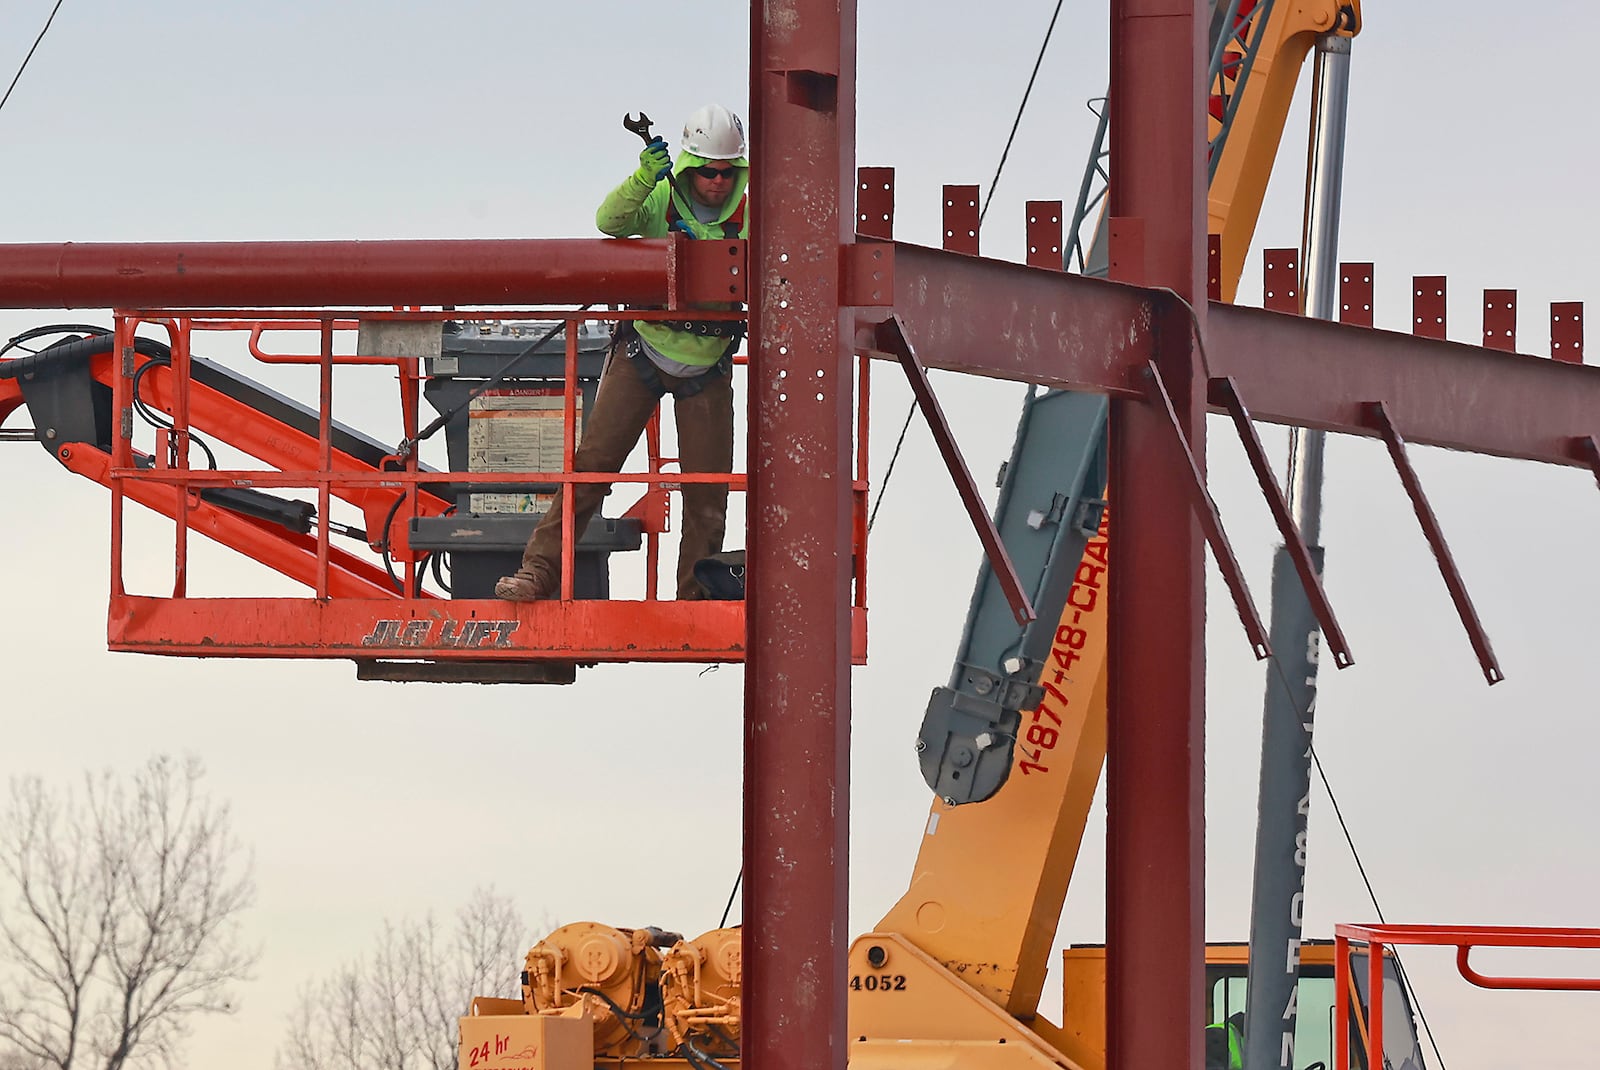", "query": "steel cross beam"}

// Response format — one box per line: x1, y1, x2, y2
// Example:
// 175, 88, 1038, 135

859, 242, 1600, 471
0, 238, 746, 309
